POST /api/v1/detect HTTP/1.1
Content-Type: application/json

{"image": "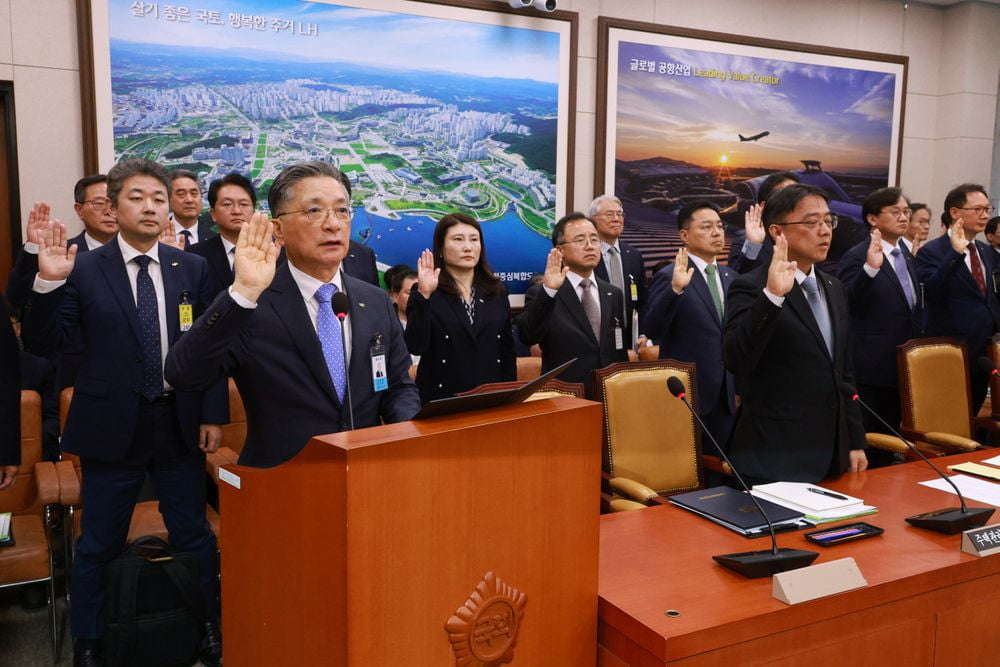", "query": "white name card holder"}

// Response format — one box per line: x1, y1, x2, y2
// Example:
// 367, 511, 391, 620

772, 557, 867, 605
961, 523, 1000, 557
